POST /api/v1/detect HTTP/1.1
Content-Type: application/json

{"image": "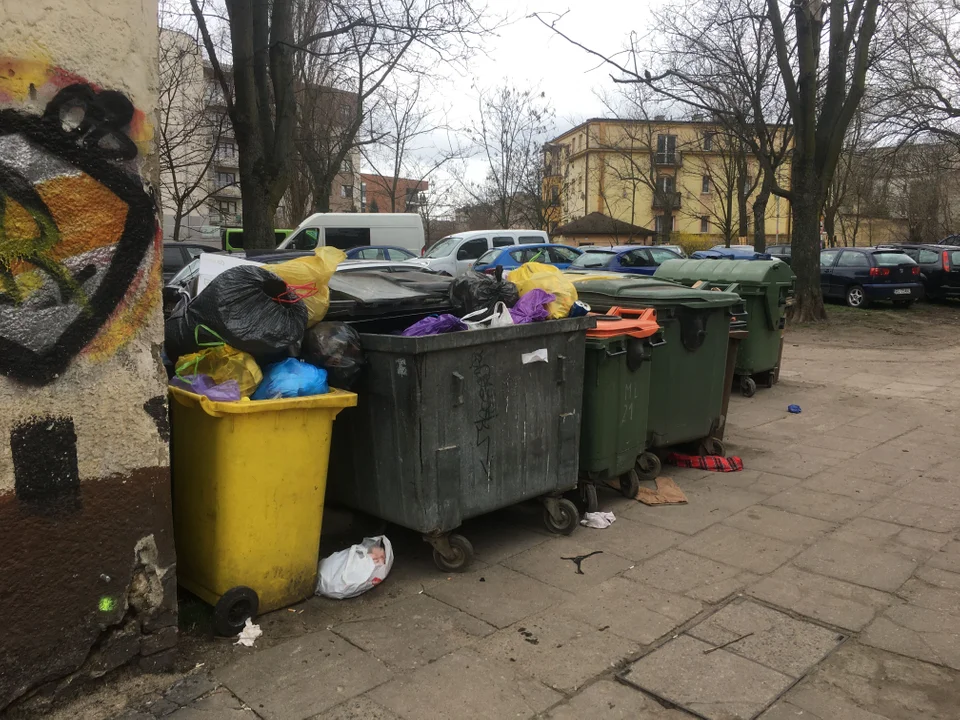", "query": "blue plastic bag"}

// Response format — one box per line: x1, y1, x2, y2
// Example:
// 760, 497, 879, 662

252, 358, 329, 400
